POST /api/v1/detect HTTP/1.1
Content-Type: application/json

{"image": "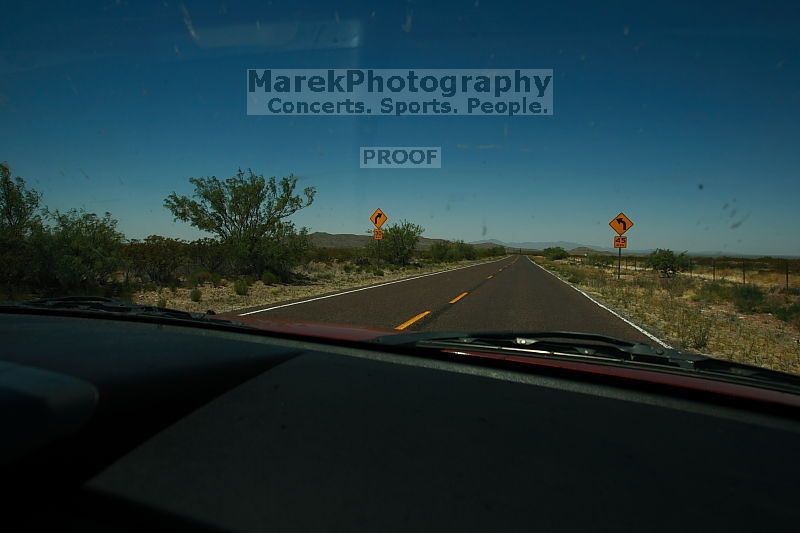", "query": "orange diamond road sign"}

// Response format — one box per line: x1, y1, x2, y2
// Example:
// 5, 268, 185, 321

614, 236, 627, 249
373, 228, 384, 240
609, 212, 634, 235
370, 208, 388, 228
